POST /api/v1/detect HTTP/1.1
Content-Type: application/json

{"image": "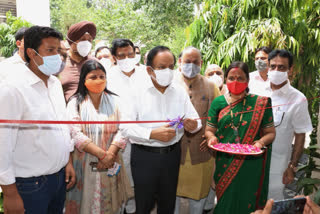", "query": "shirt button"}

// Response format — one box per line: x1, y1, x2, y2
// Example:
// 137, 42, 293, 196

188, 140, 191, 143
189, 85, 192, 89
190, 95, 192, 99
